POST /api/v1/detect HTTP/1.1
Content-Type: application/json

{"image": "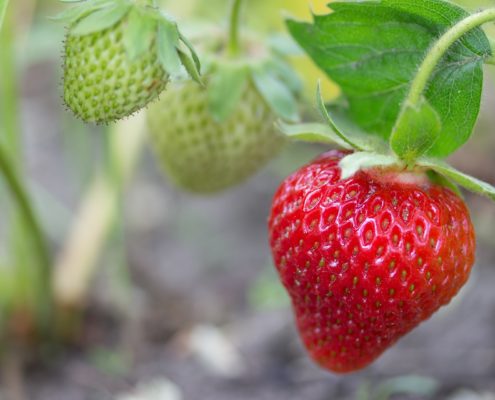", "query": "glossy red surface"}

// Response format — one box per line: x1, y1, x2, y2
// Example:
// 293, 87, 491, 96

268, 150, 476, 373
